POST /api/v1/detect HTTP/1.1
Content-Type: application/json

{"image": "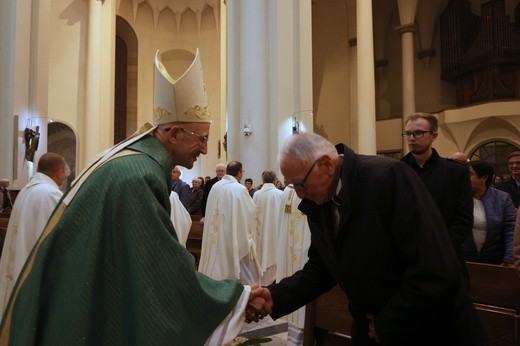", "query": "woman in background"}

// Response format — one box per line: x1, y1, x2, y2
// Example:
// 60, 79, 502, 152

462, 161, 516, 265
